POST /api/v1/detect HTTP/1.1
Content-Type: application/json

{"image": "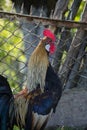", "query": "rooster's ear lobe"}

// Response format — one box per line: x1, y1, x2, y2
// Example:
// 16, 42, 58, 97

45, 44, 50, 52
